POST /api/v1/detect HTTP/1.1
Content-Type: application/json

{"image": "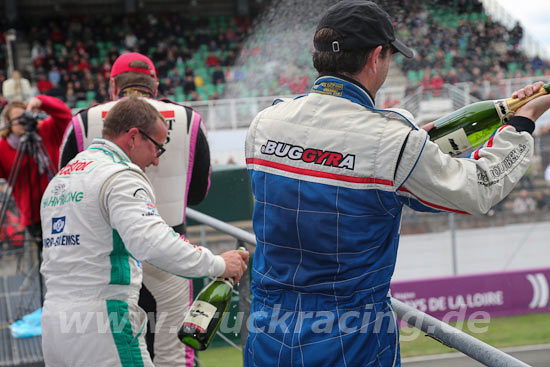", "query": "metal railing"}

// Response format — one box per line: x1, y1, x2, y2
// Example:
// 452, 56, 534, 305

177, 86, 408, 131
179, 77, 550, 132
68, 77, 550, 132
185, 208, 531, 367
